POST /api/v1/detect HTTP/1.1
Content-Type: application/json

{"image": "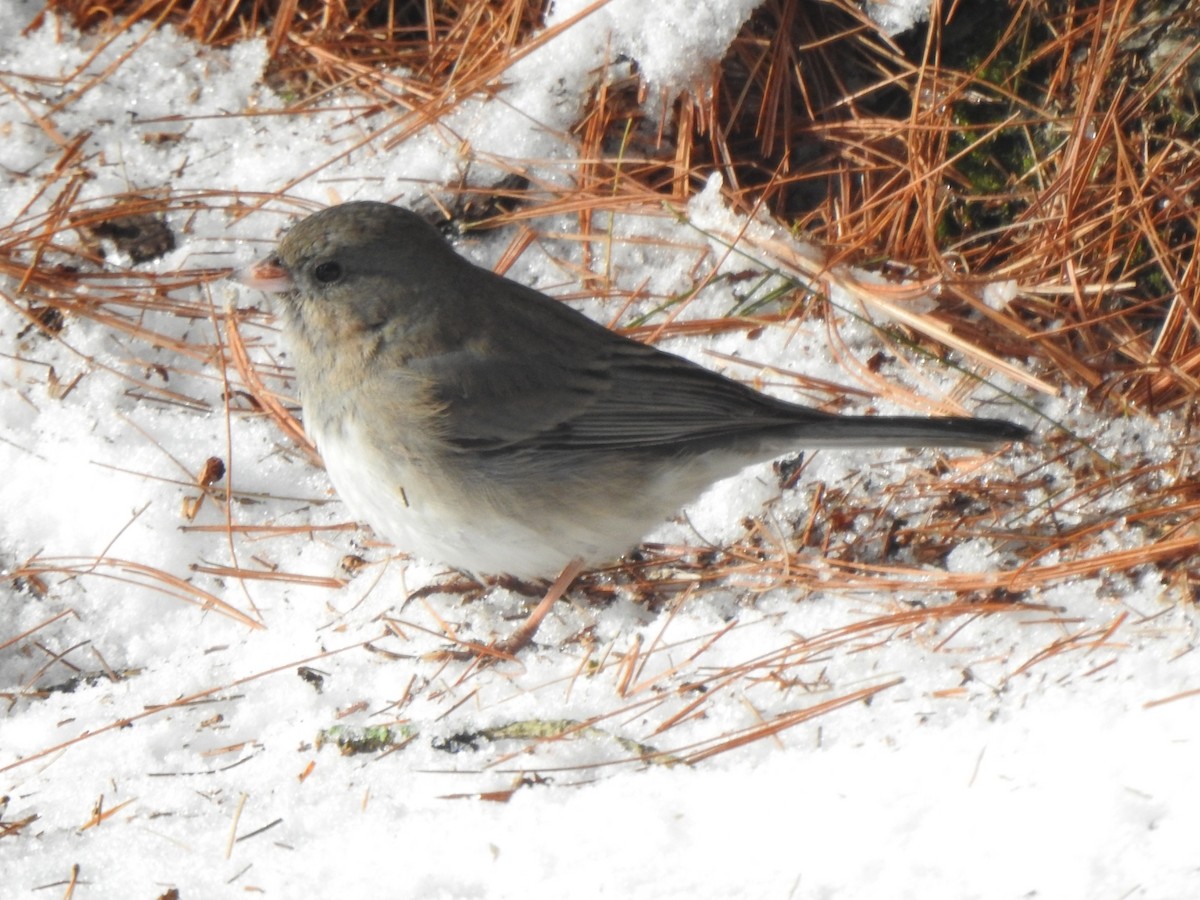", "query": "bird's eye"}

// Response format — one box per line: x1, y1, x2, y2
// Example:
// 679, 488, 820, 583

313, 261, 343, 284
